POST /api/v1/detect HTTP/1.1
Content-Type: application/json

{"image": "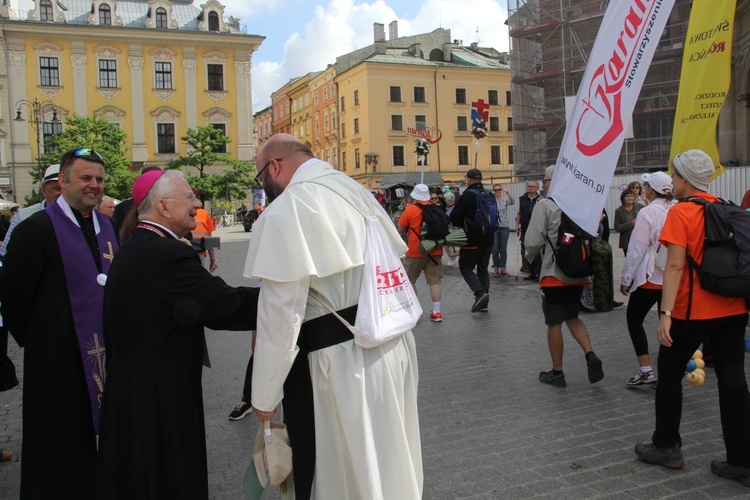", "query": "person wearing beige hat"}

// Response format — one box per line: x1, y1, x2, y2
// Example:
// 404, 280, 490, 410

635, 150, 750, 488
